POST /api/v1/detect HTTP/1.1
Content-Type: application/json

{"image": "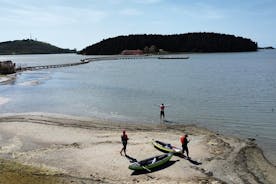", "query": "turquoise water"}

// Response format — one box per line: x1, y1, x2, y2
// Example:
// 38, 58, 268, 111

0, 51, 275, 164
